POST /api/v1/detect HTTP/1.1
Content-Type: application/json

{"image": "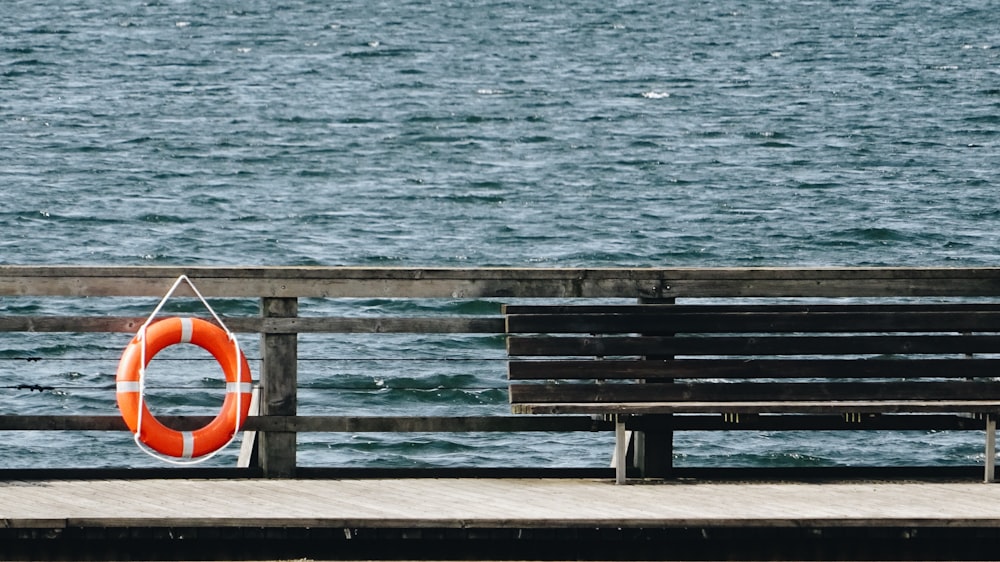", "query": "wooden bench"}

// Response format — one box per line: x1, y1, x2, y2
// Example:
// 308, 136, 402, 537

505, 303, 1000, 483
